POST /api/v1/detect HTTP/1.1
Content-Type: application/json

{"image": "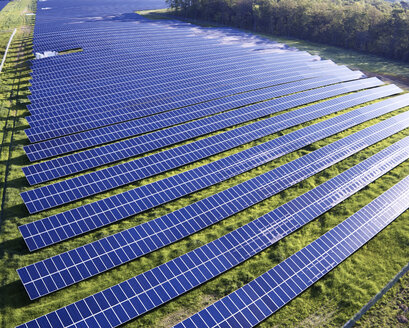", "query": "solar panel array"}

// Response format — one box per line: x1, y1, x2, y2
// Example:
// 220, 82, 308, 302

16, 140, 409, 327
15, 0, 409, 326
26, 63, 334, 132
20, 92, 409, 251
175, 174, 409, 328
23, 69, 363, 162
22, 80, 398, 212
18, 116, 409, 299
